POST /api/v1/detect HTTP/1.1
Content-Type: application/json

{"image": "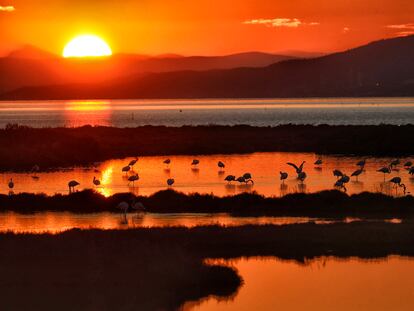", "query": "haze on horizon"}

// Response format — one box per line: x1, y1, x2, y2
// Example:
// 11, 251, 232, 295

0, 0, 413, 57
